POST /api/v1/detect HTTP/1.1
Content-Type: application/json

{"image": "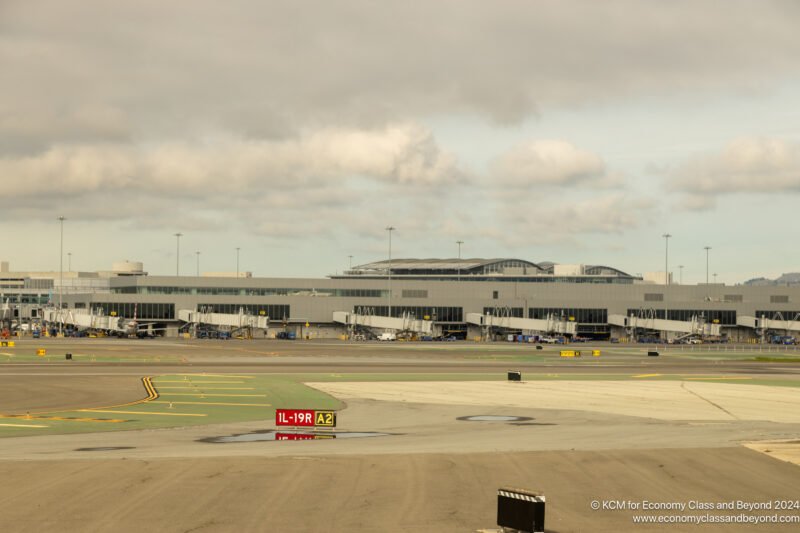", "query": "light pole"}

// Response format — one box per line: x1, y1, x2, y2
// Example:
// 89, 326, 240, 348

456, 240, 464, 282
236, 247, 241, 278
713, 272, 718, 284
704, 246, 711, 285
662, 233, 671, 285
348, 255, 353, 270
386, 226, 395, 317
58, 216, 65, 335
678, 265, 684, 285
68, 252, 72, 272
174, 233, 183, 276
196, 251, 200, 277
